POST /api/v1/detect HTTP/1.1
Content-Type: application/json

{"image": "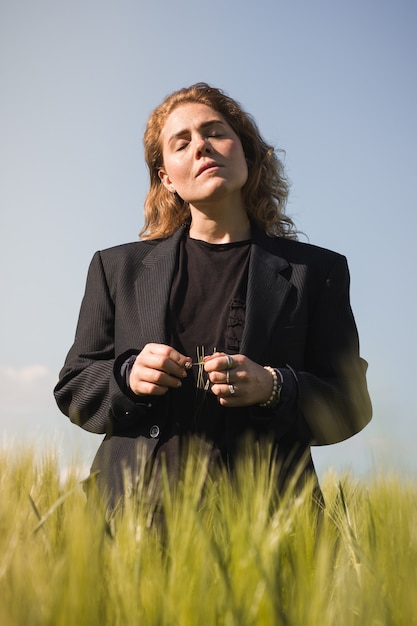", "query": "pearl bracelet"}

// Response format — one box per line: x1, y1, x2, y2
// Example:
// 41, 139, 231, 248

259, 366, 283, 408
